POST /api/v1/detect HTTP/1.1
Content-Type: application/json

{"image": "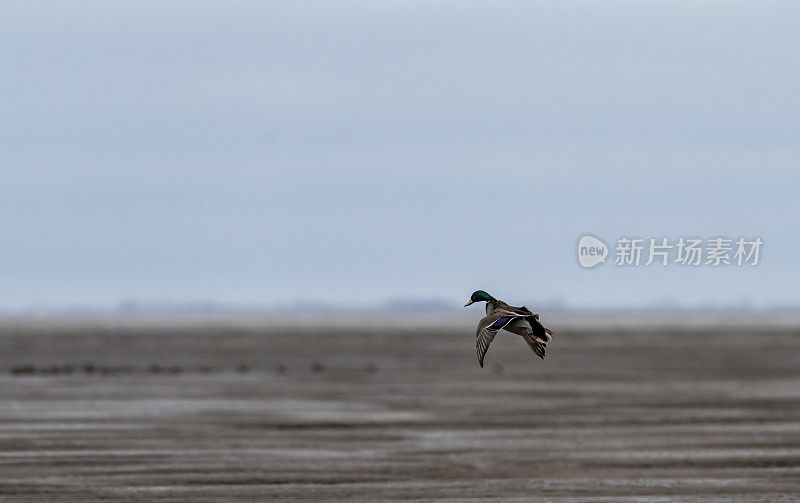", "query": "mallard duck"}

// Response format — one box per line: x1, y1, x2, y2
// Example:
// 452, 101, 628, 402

465, 290, 554, 367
